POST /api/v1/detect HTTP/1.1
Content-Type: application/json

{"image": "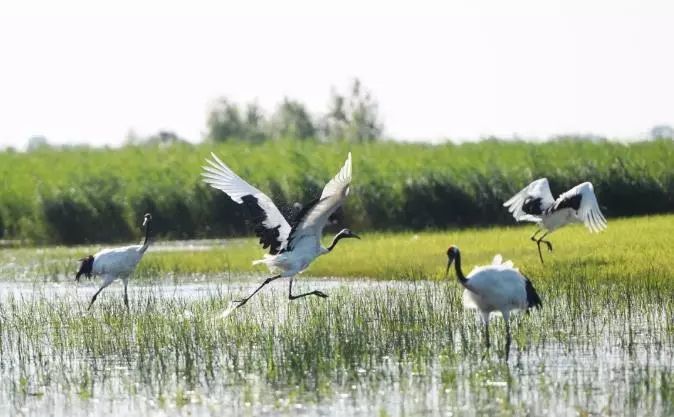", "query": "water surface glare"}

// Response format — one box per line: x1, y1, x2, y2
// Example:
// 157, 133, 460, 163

0, 278, 671, 417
